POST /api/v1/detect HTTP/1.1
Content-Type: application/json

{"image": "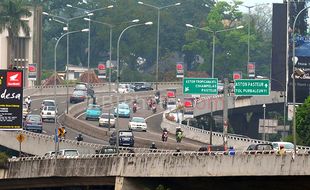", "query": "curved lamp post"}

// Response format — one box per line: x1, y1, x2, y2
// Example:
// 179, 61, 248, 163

138, 1, 181, 90
83, 18, 139, 93
240, 3, 269, 64
185, 23, 243, 145
115, 21, 153, 151
54, 28, 89, 153
292, 5, 310, 154
66, 4, 114, 84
